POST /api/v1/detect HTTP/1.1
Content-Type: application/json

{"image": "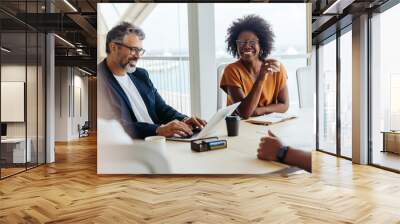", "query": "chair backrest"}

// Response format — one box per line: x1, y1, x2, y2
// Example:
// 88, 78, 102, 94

82, 121, 90, 129
217, 63, 228, 110
296, 66, 314, 108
